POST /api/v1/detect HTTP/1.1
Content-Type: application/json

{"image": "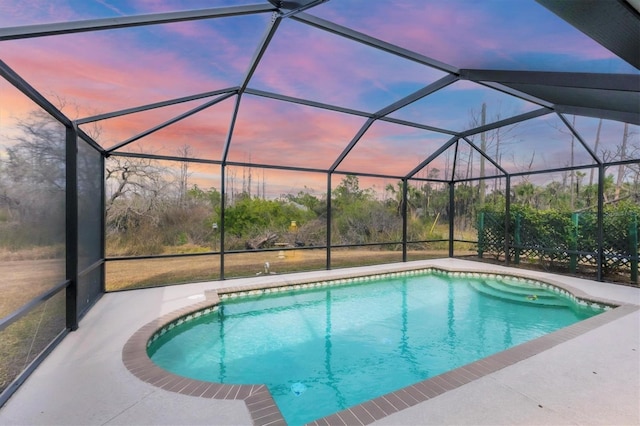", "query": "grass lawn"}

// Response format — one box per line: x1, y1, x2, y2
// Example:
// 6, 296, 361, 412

0, 258, 65, 318
105, 248, 459, 291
